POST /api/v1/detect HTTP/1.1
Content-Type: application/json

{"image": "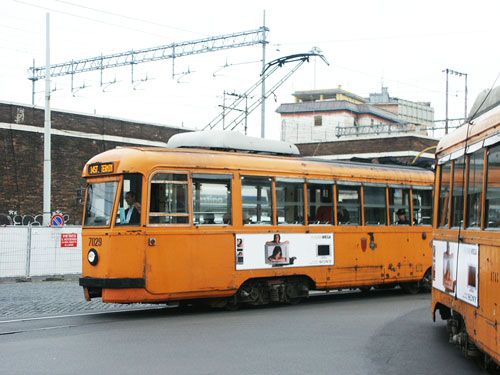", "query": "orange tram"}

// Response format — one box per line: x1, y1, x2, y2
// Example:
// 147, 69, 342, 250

432, 87, 500, 371
79, 131, 434, 310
